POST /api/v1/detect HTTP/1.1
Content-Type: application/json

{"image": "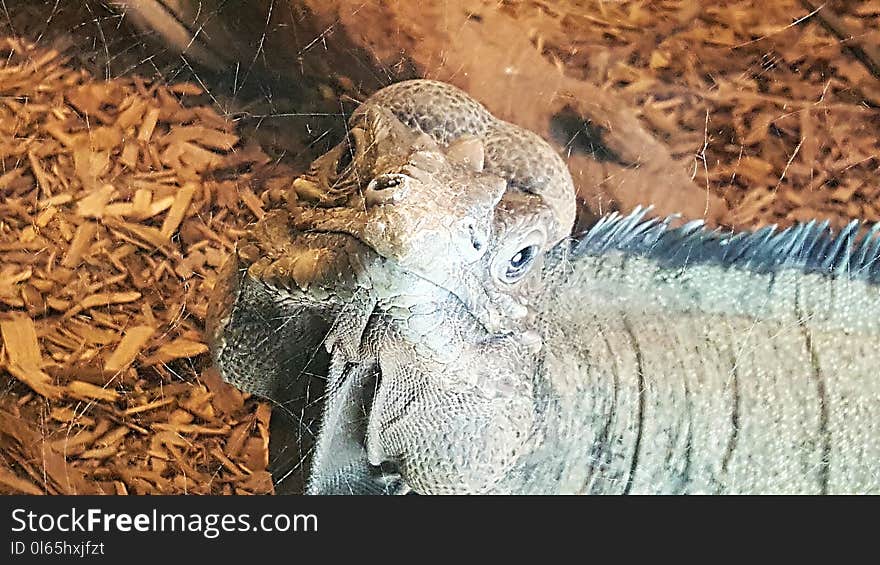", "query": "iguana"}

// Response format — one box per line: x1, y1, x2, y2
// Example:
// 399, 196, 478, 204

206, 79, 880, 495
